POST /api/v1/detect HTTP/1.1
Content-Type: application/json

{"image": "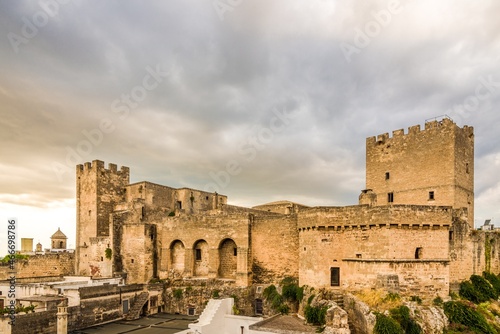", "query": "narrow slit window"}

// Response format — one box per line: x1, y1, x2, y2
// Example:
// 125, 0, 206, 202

385, 172, 390, 180
429, 191, 435, 200
387, 192, 394, 203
